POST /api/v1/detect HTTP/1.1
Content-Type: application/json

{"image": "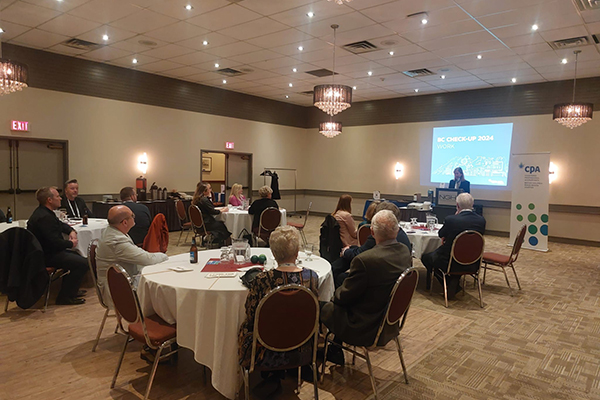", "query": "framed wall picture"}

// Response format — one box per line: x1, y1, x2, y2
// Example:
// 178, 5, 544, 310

202, 157, 212, 172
